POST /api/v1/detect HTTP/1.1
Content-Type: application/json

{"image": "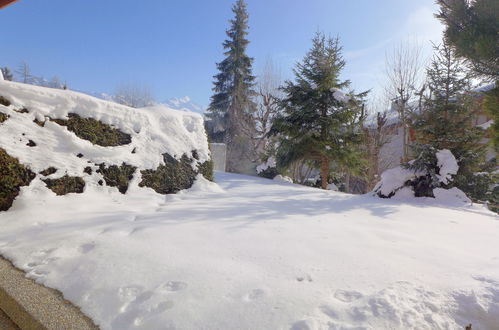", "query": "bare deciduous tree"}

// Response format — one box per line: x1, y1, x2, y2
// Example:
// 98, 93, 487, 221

114, 82, 154, 108
252, 57, 284, 163
363, 111, 392, 190
289, 159, 315, 185
384, 42, 424, 162
16, 61, 32, 83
